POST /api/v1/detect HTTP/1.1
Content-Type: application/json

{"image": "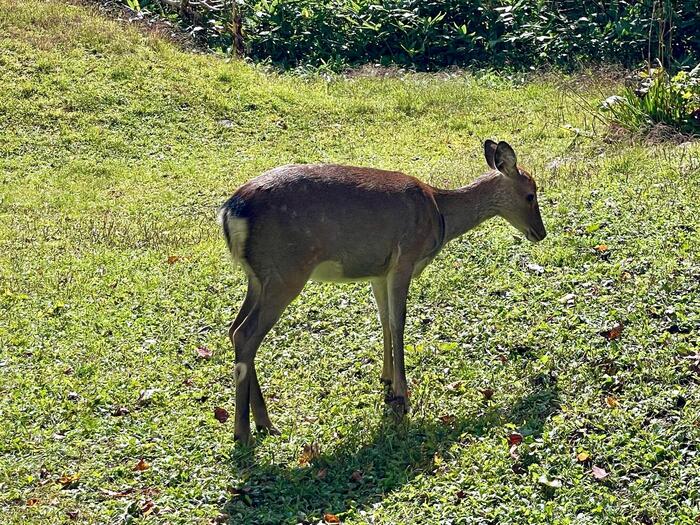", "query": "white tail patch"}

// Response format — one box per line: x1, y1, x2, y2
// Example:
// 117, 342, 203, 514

234, 362, 248, 384
219, 209, 254, 276
223, 215, 249, 261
